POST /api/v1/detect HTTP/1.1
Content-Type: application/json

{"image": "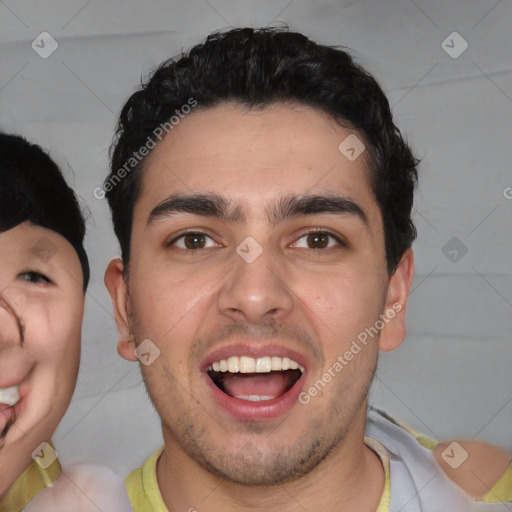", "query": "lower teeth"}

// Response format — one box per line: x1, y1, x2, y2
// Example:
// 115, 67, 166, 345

235, 395, 276, 402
